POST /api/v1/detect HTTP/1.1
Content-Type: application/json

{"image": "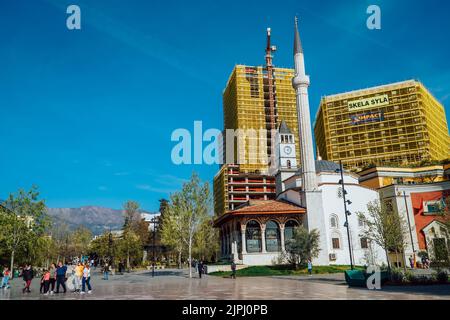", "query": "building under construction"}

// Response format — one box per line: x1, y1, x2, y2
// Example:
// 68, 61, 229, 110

214, 28, 300, 216
314, 80, 450, 171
